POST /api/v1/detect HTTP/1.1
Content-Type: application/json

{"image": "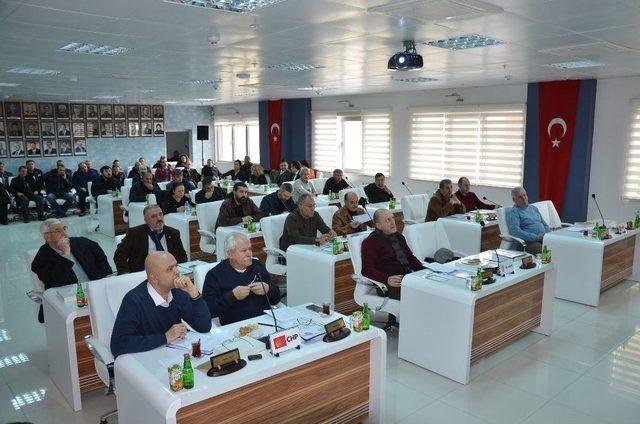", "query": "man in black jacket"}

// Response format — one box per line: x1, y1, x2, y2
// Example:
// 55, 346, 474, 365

195, 178, 225, 204
0, 182, 9, 225
274, 160, 293, 186
44, 164, 75, 218
0, 162, 13, 190
92, 165, 120, 197
364, 173, 394, 203
259, 185, 296, 217
129, 171, 163, 203
31, 218, 112, 322
10, 165, 45, 222
322, 169, 350, 195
